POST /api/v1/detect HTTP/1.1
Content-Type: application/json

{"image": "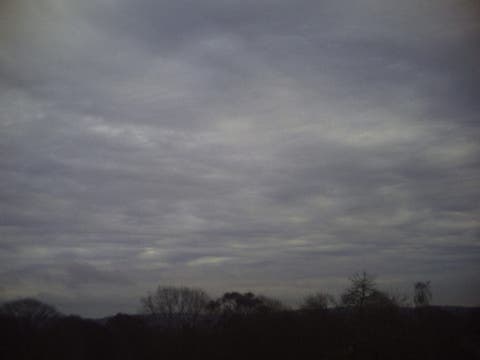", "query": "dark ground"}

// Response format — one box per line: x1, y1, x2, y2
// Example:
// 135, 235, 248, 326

1, 305, 479, 360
